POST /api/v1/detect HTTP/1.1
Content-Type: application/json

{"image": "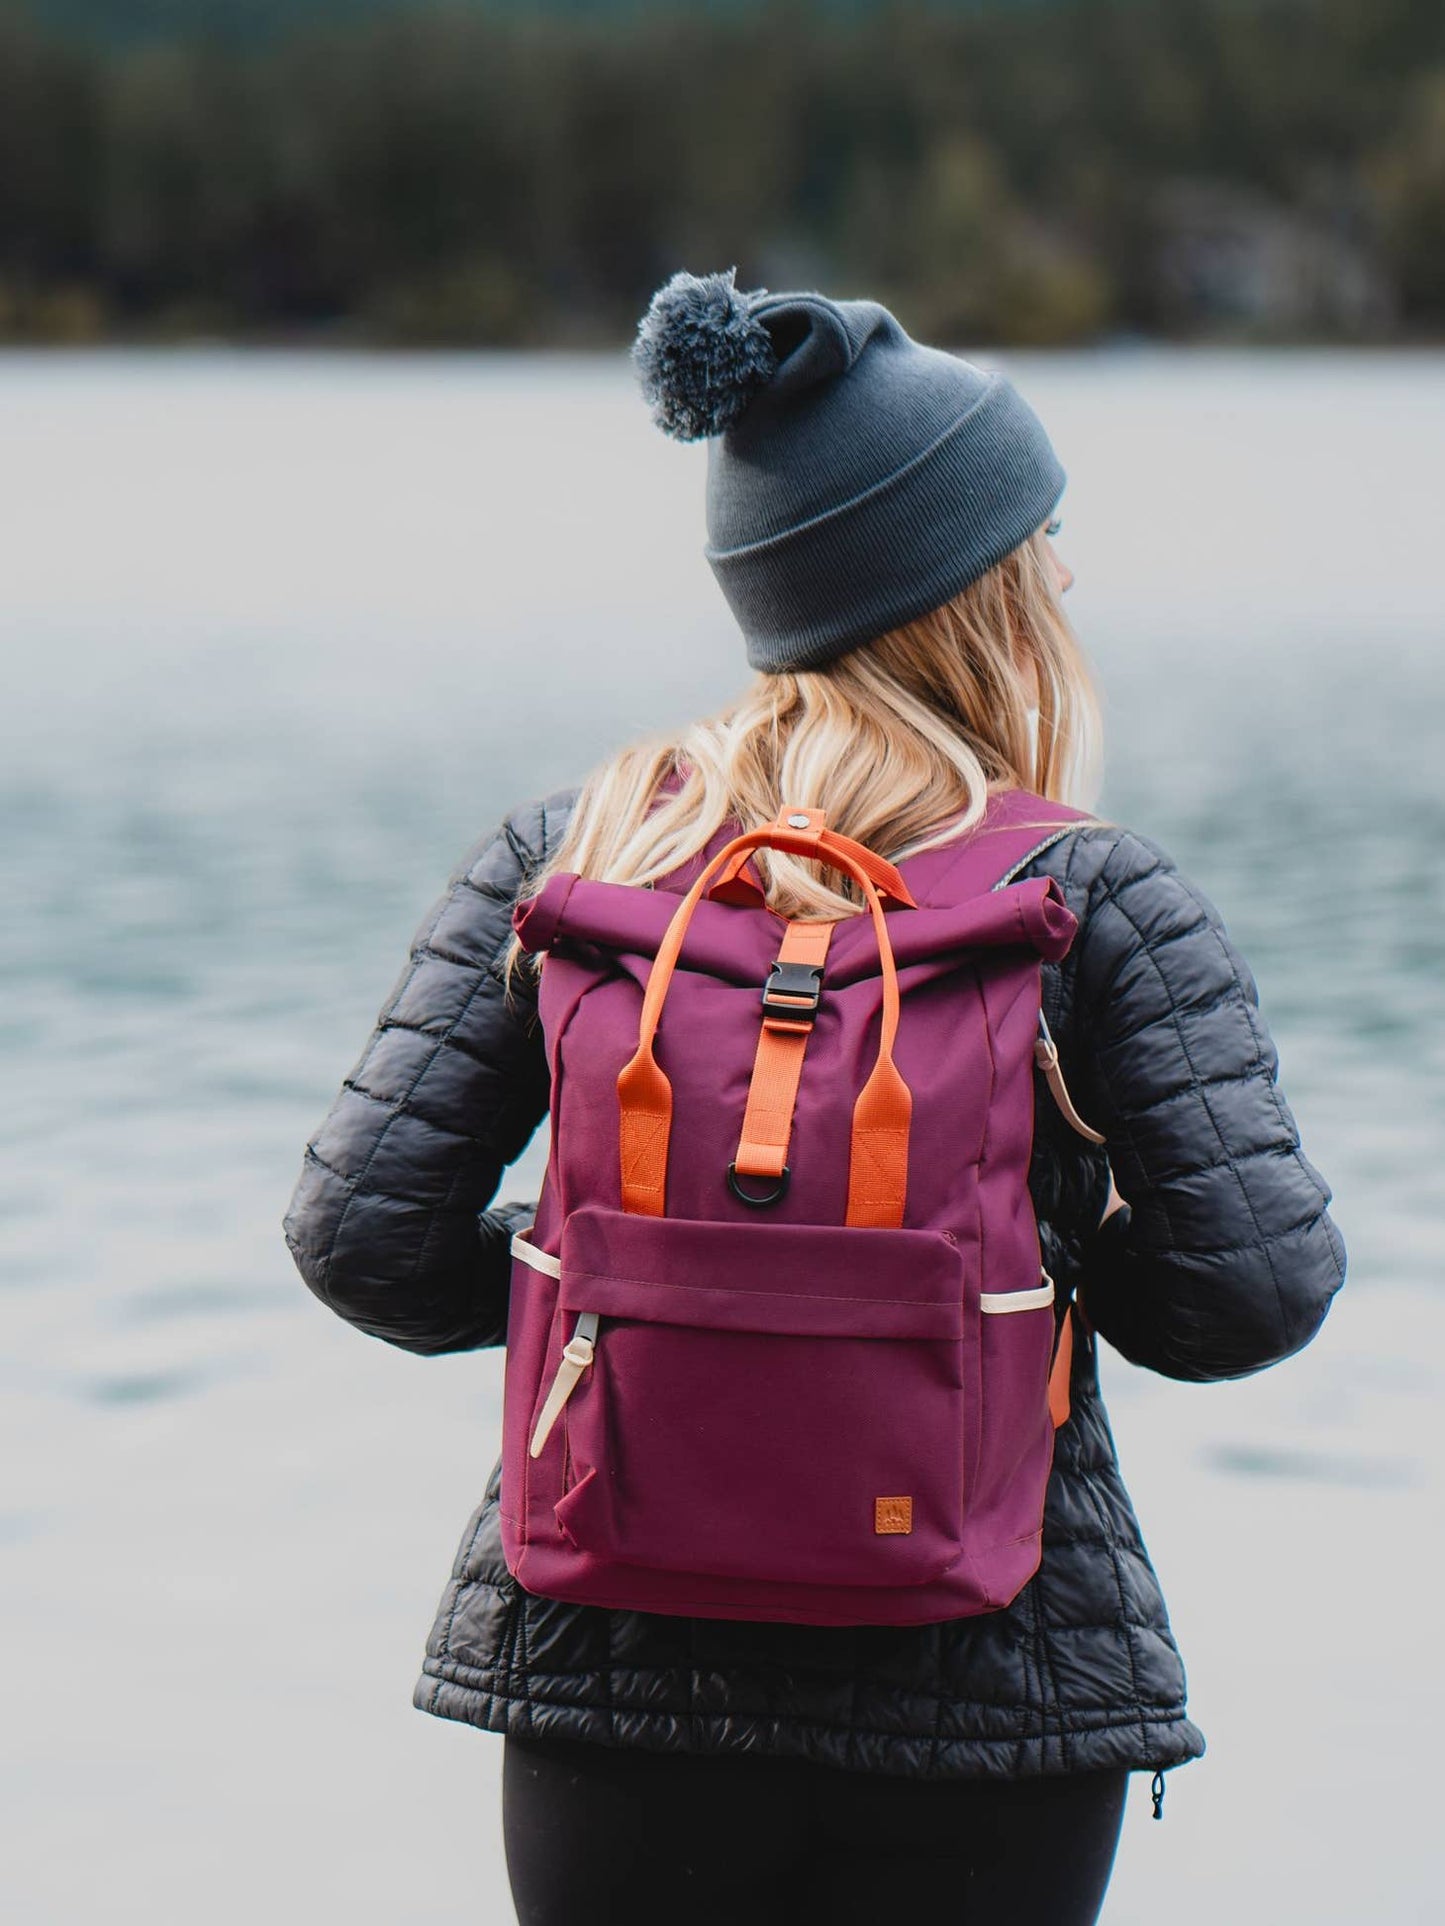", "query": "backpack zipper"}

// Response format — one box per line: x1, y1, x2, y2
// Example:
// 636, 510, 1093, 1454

529, 1311, 600, 1459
